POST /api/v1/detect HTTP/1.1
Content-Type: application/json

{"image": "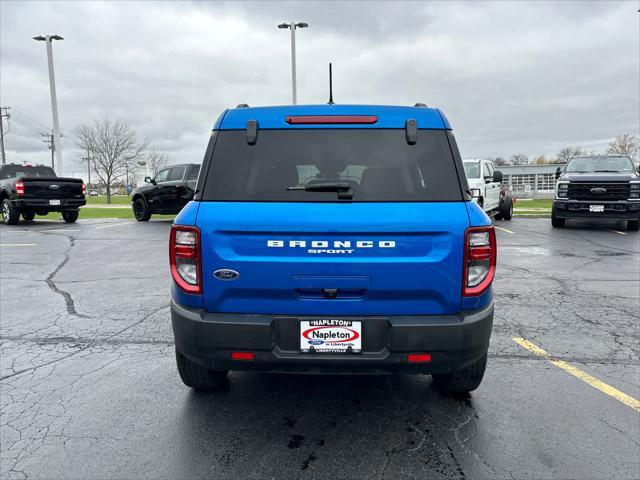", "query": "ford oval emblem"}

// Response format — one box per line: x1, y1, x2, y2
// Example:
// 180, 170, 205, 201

590, 187, 606, 194
213, 269, 239, 281
49, 184, 60, 190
